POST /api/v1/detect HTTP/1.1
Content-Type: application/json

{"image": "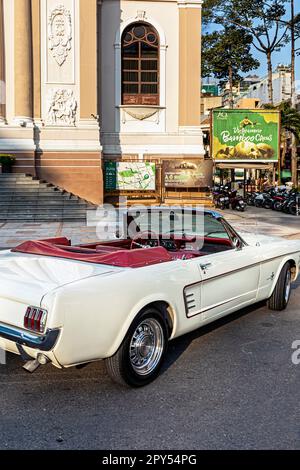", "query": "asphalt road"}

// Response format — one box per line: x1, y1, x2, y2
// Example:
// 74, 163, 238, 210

0, 279, 299, 450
